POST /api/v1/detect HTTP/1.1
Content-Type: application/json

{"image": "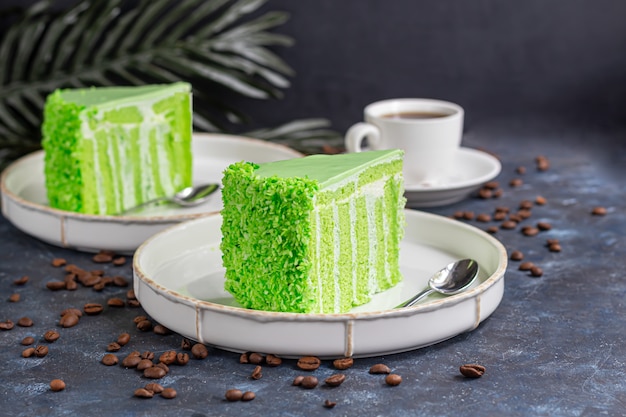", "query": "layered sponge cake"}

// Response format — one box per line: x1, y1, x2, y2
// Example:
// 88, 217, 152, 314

221, 149, 406, 313
42, 82, 192, 215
